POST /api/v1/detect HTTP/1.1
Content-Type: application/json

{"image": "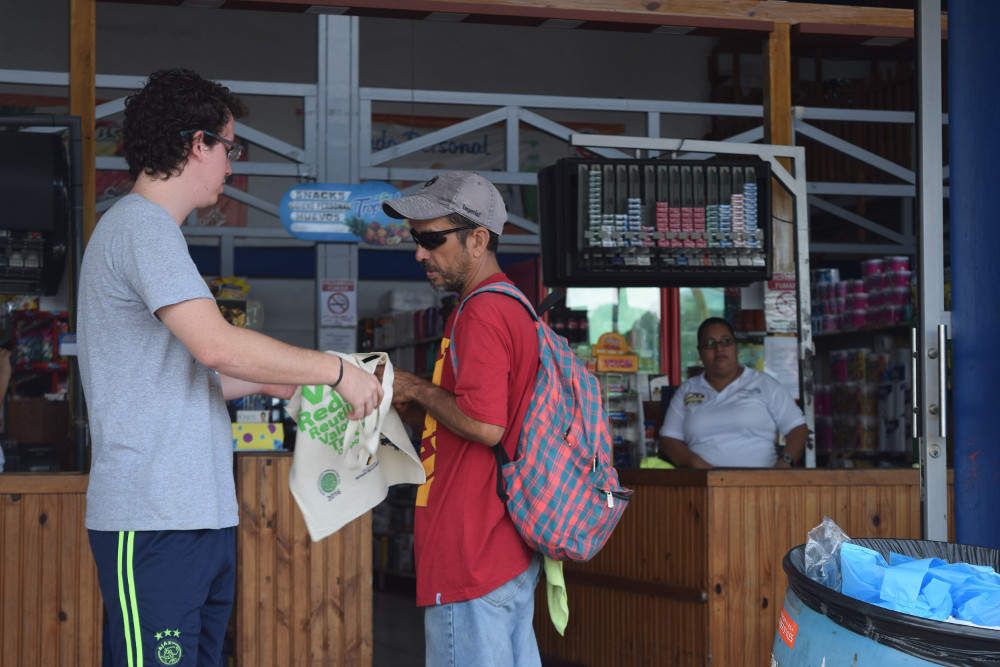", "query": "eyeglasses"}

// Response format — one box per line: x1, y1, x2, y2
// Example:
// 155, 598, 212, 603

409, 224, 477, 250
698, 337, 736, 350
179, 129, 244, 161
